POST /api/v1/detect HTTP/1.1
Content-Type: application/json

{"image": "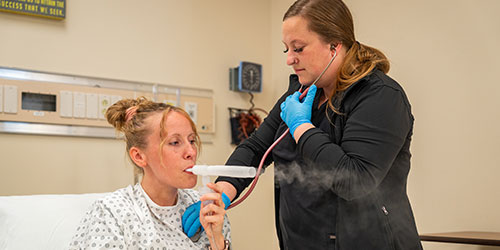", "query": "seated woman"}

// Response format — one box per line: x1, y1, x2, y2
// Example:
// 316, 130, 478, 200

69, 97, 231, 250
